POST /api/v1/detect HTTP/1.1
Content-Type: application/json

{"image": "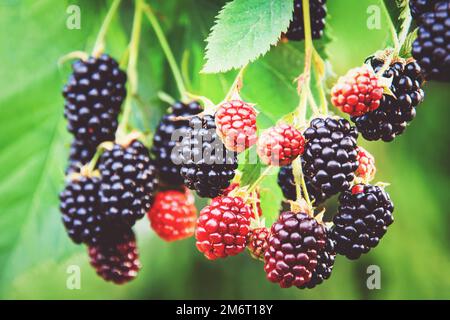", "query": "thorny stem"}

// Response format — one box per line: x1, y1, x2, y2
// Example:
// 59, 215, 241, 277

143, 3, 188, 102
247, 166, 273, 194
92, 0, 122, 57
117, 0, 143, 137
